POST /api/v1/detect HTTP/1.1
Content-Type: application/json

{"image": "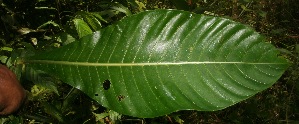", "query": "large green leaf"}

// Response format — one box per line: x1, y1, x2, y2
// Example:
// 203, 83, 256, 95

20, 10, 289, 117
